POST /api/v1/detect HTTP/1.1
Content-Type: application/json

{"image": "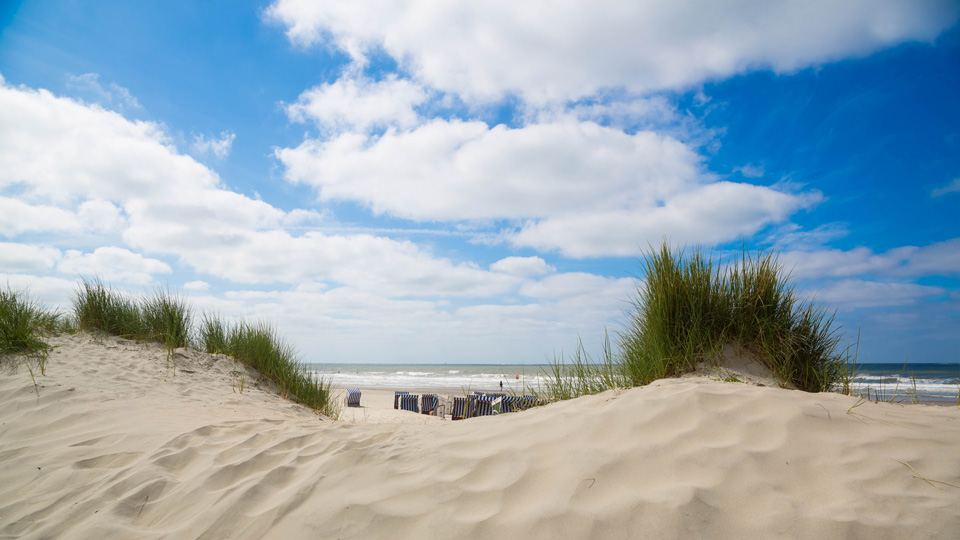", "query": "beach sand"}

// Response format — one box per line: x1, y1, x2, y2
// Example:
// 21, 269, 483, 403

2, 333, 959, 539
